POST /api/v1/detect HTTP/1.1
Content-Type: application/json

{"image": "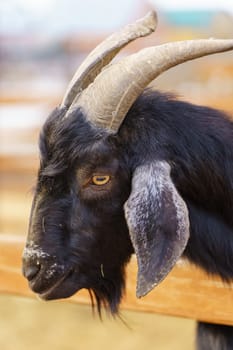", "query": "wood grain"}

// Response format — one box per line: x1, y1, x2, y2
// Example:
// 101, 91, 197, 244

0, 234, 232, 326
